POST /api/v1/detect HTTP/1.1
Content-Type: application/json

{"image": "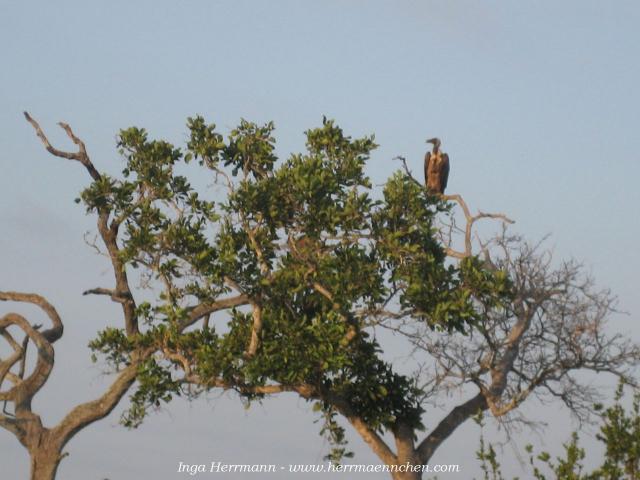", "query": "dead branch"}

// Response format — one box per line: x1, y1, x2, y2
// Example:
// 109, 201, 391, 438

441, 193, 515, 258
0, 291, 153, 479
0, 291, 63, 342
393, 154, 514, 259
82, 287, 132, 304
24, 112, 101, 181
25, 113, 139, 336
52, 362, 141, 442
408, 232, 640, 463
393, 156, 423, 187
